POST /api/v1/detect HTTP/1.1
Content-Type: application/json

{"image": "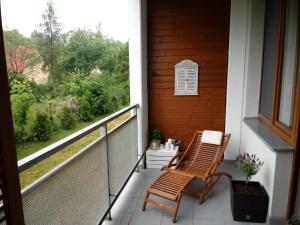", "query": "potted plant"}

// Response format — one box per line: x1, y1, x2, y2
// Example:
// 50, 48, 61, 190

150, 128, 162, 150
230, 153, 269, 223
286, 215, 300, 225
